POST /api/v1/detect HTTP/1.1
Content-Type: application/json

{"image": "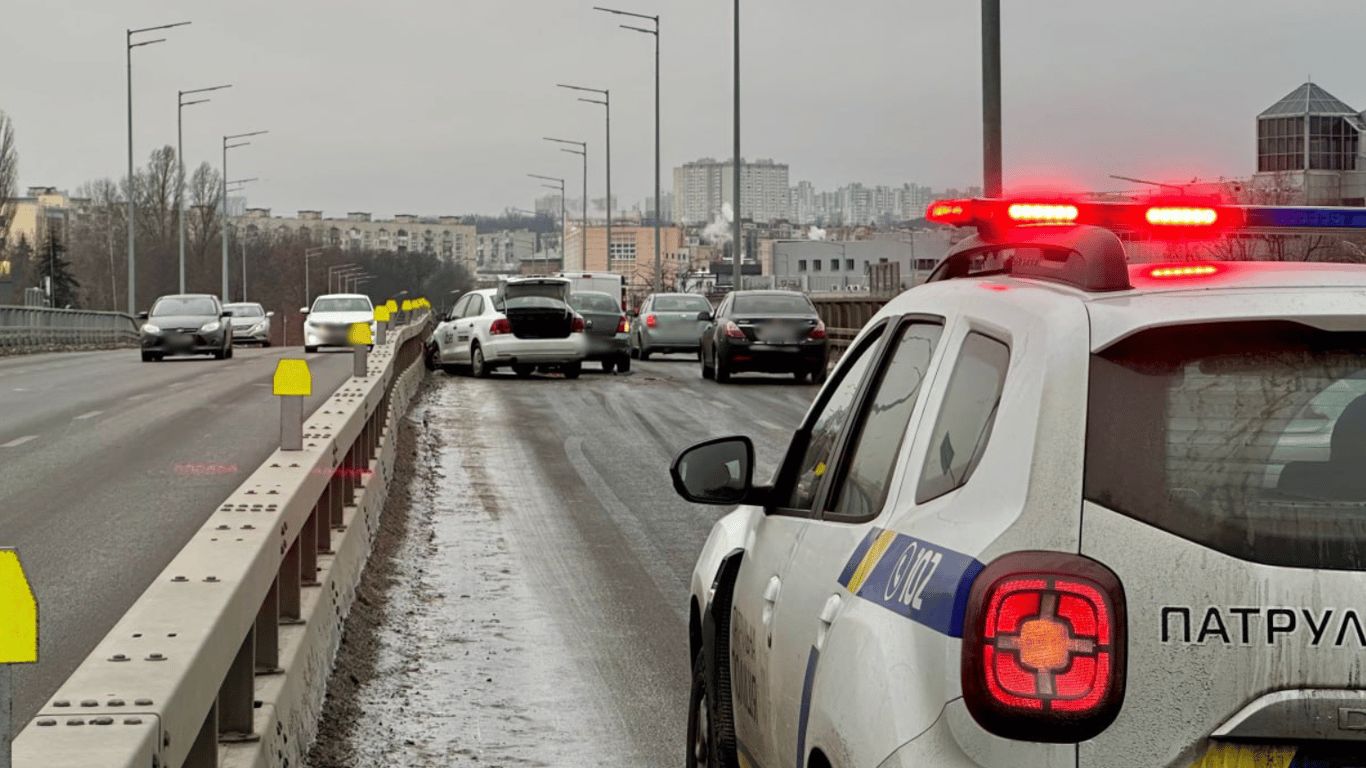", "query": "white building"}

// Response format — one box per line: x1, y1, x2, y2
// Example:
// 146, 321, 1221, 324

672, 157, 790, 224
